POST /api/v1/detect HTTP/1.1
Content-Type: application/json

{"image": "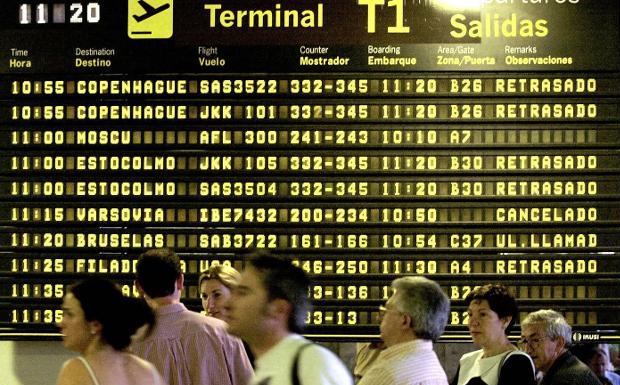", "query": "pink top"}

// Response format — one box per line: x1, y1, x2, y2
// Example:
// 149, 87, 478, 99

132, 303, 253, 385
359, 339, 448, 385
